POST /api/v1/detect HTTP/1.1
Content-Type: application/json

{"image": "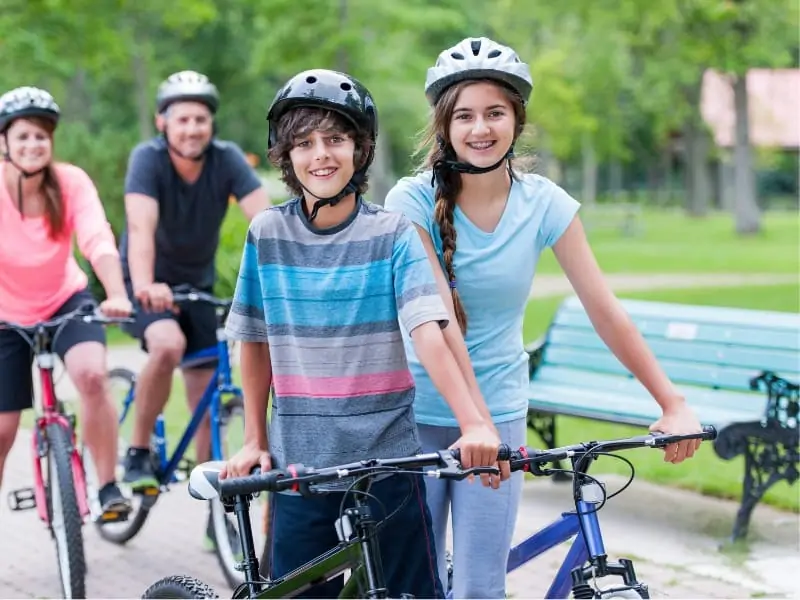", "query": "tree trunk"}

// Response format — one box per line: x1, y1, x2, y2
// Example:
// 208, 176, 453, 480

732, 74, 760, 234
131, 31, 153, 141
581, 132, 597, 205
